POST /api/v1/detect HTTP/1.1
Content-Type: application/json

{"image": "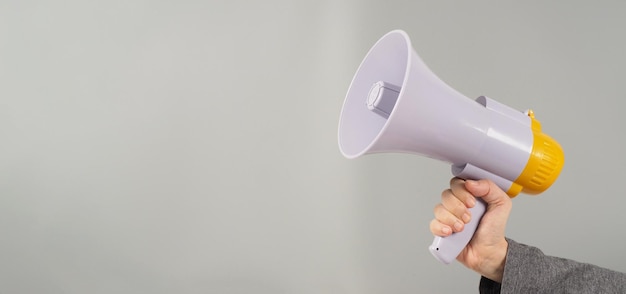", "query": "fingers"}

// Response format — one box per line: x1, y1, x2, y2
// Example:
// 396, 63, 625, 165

441, 188, 471, 220
430, 203, 466, 236
464, 179, 512, 208
430, 178, 476, 237
430, 177, 512, 238
450, 178, 477, 208
430, 216, 452, 237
